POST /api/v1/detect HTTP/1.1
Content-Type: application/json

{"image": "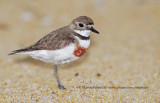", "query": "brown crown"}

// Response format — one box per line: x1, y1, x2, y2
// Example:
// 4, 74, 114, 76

72, 16, 94, 25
